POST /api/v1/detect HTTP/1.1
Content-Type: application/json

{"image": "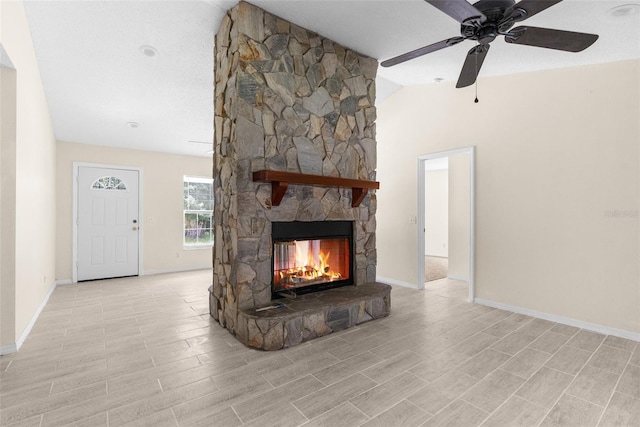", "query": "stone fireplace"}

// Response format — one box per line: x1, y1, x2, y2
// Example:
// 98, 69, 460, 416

210, 1, 390, 350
